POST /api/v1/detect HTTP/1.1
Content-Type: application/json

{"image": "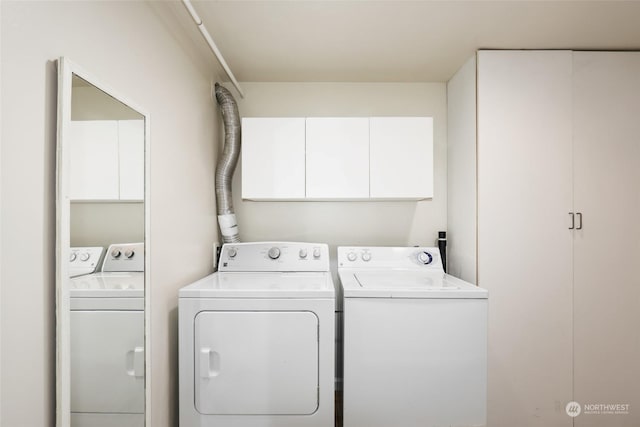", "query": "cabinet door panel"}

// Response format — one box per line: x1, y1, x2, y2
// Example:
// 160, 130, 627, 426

69, 121, 119, 200
242, 118, 305, 199
369, 117, 433, 199
477, 51, 573, 426
306, 118, 369, 198
118, 120, 145, 201
573, 52, 640, 426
